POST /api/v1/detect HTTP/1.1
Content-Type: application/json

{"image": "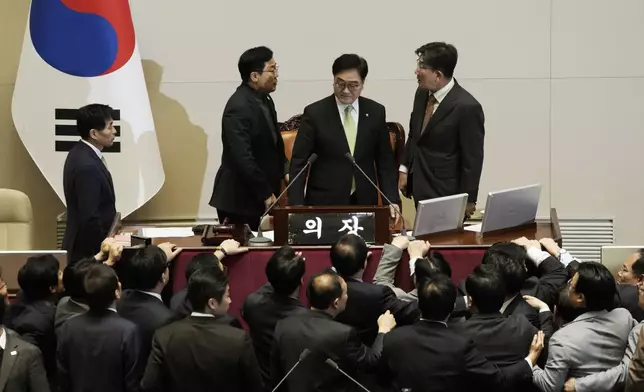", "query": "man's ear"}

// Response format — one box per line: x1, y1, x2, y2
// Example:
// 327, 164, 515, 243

332, 297, 339, 310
